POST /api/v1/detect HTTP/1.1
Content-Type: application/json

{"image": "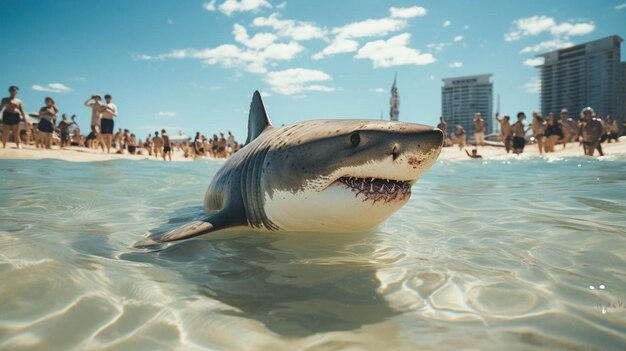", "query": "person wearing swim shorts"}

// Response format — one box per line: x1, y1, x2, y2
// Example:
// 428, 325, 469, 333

1, 86, 29, 149
580, 107, 604, 156
511, 112, 526, 155
38, 97, 58, 149
473, 113, 486, 147
84, 94, 104, 151
100, 94, 117, 153
162, 129, 172, 161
